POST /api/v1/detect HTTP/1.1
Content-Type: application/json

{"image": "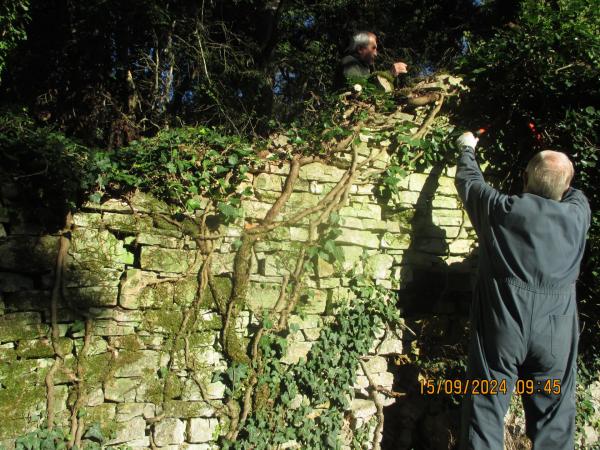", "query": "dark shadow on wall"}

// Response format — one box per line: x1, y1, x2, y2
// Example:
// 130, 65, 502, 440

0, 182, 132, 347
0, 230, 122, 339
379, 162, 478, 450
